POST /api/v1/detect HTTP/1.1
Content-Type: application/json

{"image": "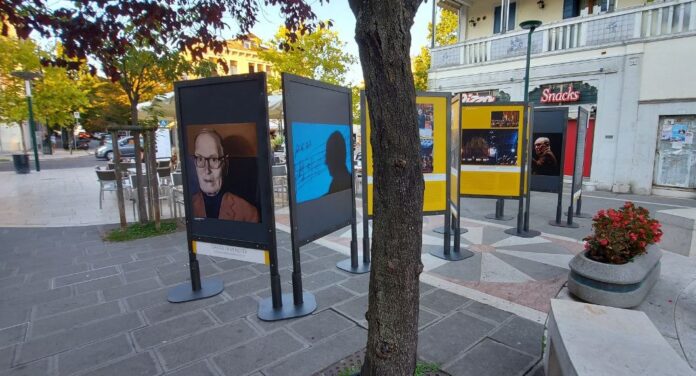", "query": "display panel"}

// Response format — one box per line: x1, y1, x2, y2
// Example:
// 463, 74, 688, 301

365, 93, 449, 216
175, 74, 274, 250
573, 106, 590, 199
459, 104, 526, 197
283, 74, 354, 245
530, 107, 568, 193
